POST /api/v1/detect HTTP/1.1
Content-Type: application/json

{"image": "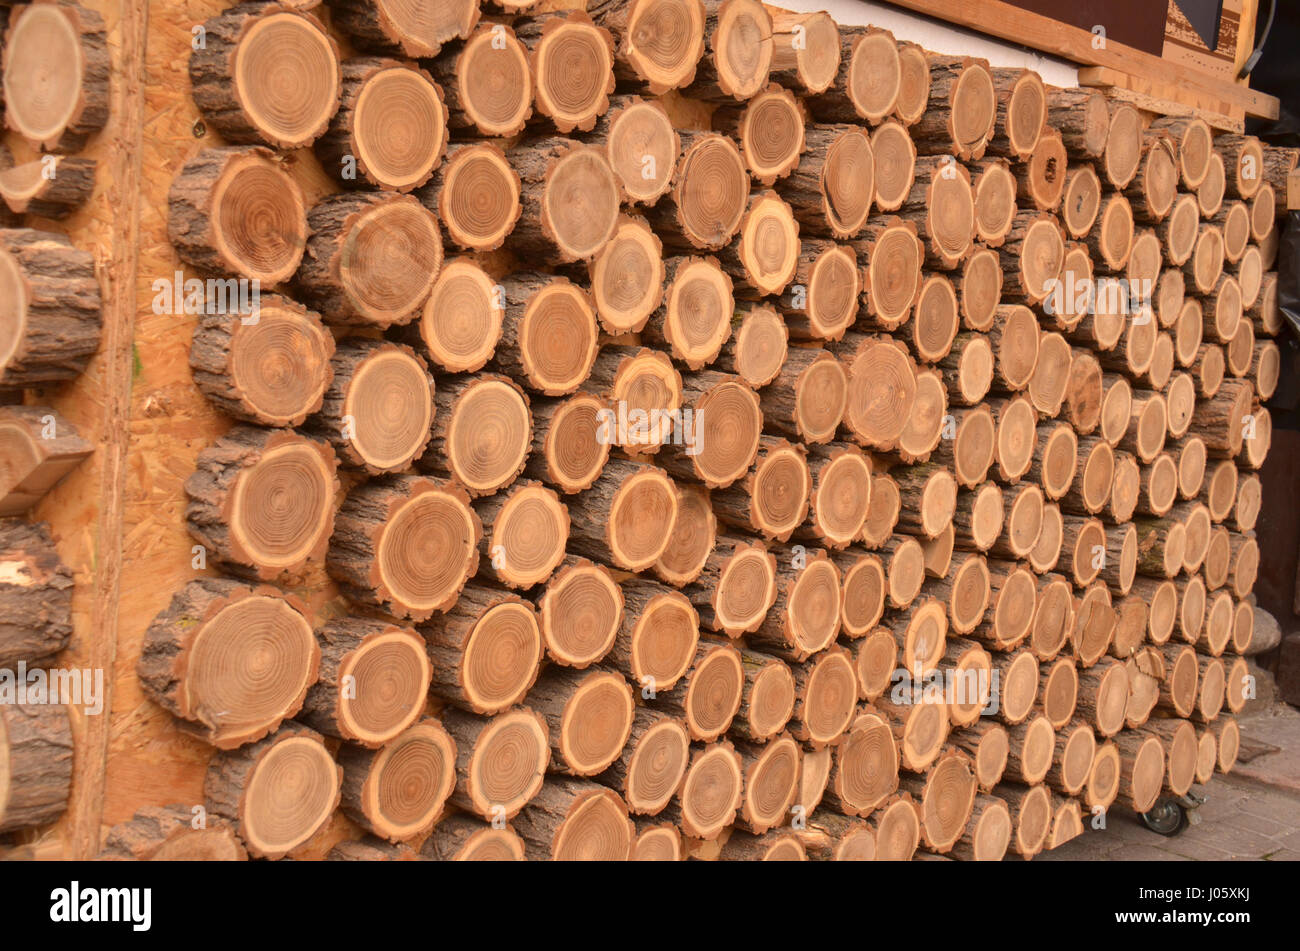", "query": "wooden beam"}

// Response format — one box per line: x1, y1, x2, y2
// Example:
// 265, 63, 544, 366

875, 0, 1280, 119
1077, 67, 1245, 133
